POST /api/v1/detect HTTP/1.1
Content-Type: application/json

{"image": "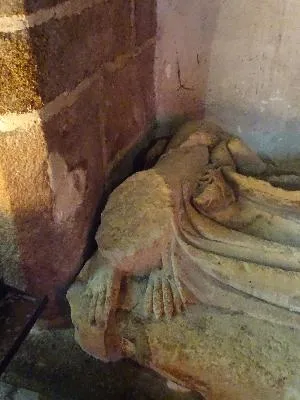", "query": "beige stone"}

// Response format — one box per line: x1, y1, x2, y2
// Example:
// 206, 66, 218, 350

68, 285, 300, 399
68, 120, 300, 399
